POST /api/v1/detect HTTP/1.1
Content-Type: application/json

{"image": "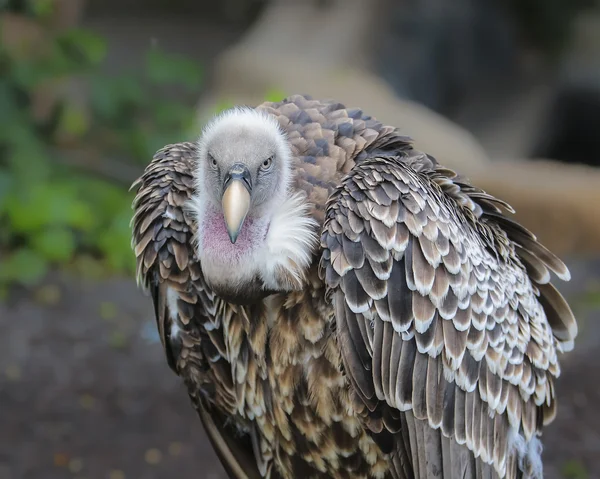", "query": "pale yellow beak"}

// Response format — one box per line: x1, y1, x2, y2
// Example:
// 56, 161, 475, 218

222, 180, 250, 243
